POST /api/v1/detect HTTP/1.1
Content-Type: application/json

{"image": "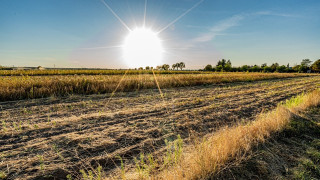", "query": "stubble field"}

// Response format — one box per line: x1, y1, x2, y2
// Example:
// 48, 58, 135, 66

0, 72, 320, 179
